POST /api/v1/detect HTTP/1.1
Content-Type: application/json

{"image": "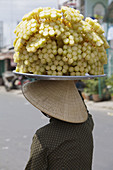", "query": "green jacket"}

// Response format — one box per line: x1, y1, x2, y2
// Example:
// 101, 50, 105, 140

25, 114, 94, 170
